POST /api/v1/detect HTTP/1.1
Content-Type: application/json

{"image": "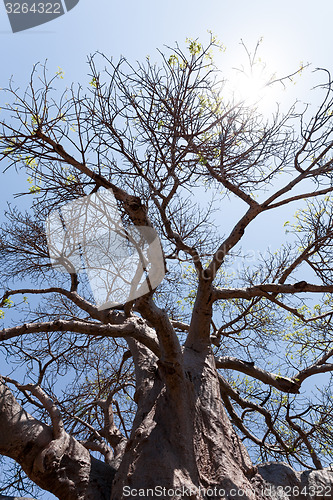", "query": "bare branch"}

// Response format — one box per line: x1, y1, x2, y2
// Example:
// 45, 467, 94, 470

0, 318, 160, 356
215, 356, 300, 394
213, 282, 333, 301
